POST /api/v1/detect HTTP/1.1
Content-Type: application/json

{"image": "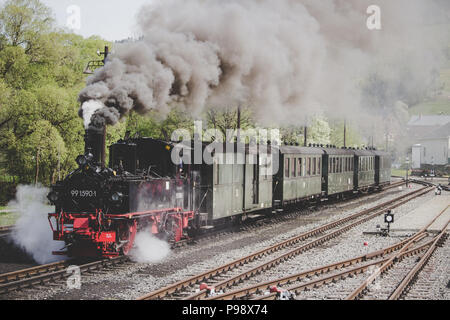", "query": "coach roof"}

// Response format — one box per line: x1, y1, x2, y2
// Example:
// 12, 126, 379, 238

279, 146, 324, 155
